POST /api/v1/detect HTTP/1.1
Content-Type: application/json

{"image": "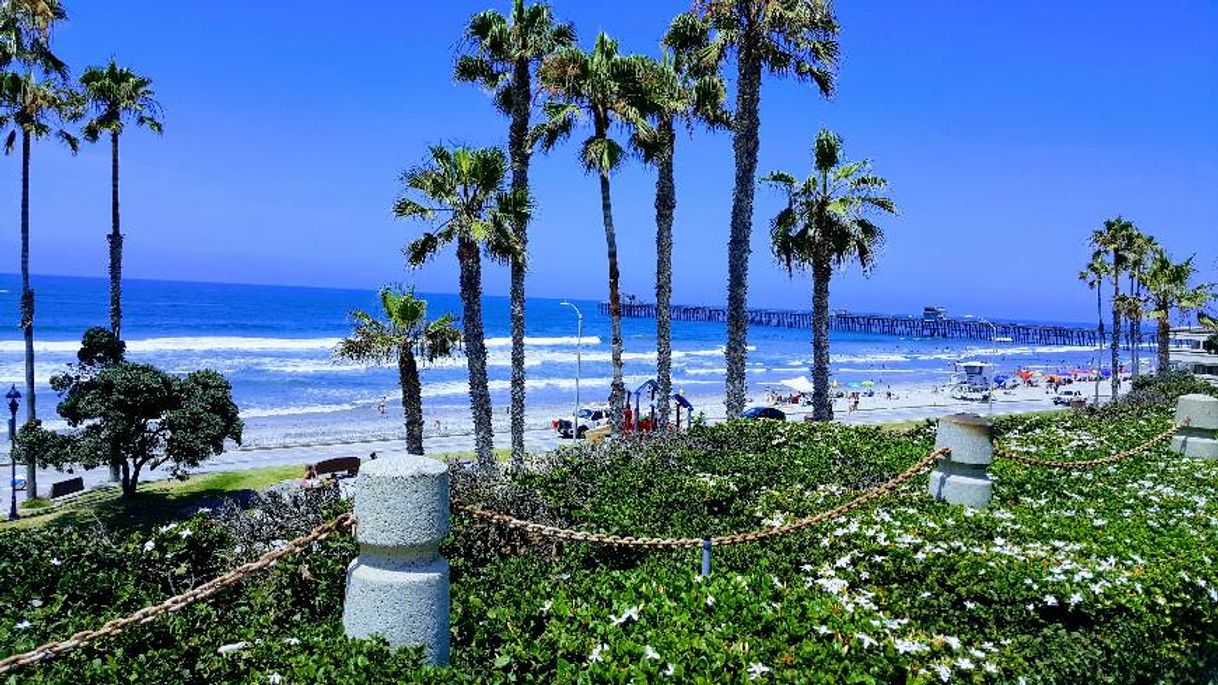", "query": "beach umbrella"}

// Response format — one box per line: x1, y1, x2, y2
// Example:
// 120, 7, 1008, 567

779, 376, 816, 394
993, 374, 1009, 384
1101, 369, 1112, 378
848, 381, 861, 388
1032, 370, 1043, 377
861, 380, 876, 387
1017, 370, 1032, 380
